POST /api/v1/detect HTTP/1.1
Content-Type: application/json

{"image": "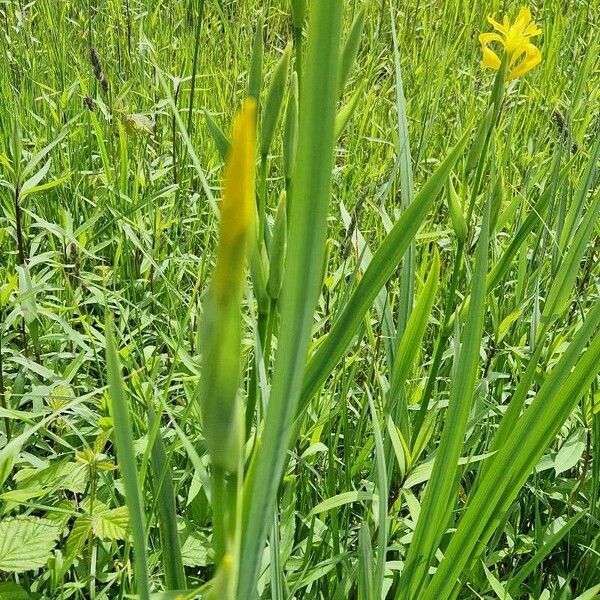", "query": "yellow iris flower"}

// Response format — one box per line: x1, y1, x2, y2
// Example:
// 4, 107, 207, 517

479, 7, 542, 80
214, 98, 257, 304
